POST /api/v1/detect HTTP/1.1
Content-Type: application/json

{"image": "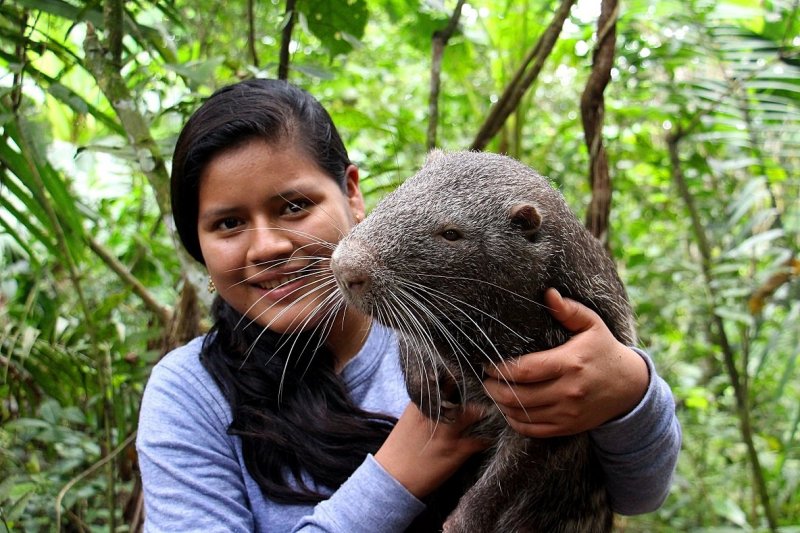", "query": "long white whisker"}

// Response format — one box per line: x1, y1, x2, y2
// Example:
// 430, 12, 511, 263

246, 274, 338, 334
231, 225, 339, 249
224, 239, 333, 274
241, 278, 341, 403
415, 272, 547, 309
228, 259, 328, 290
396, 280, 526, 417
236, 273, 337, 366
387, 289, 444, 426
272, 284, 343, 401
232, 268, 329, 332
405, 279, 533, 345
